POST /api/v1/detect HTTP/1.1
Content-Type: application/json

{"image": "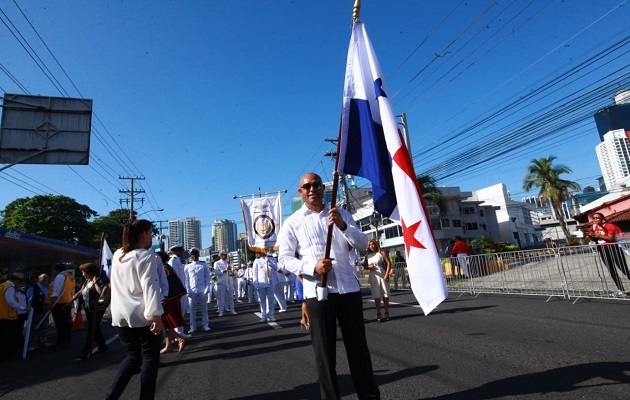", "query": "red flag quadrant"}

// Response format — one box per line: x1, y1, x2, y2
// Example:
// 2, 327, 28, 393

337, 21, 448, 315
240, 194, 283, 253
